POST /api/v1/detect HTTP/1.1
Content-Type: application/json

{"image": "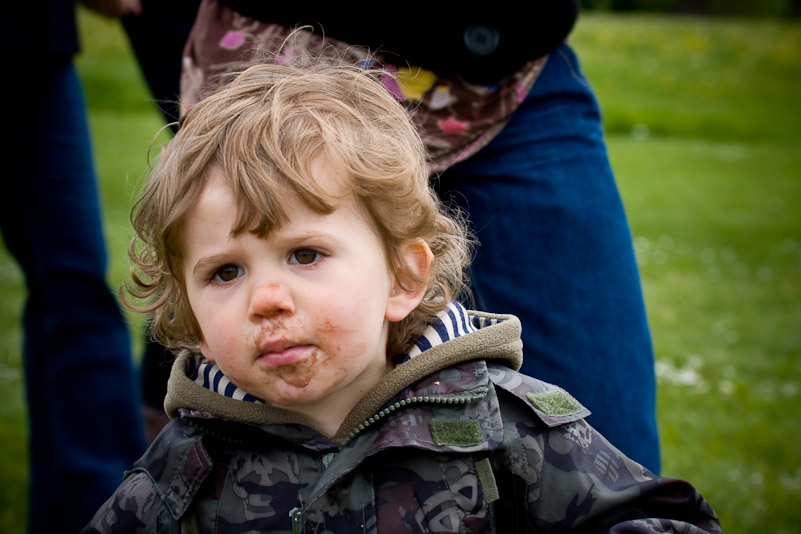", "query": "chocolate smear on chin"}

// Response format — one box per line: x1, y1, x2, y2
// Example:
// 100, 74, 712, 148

273, 351, 318, 388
